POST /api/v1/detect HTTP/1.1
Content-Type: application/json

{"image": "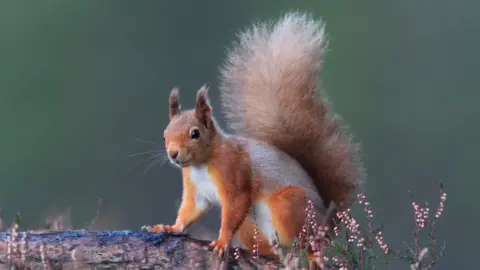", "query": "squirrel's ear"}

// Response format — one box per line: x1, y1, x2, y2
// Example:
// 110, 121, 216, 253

169, 87, 181, 120
195, 85, 213, 128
